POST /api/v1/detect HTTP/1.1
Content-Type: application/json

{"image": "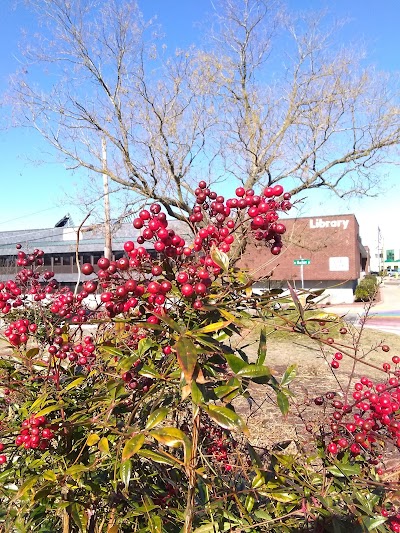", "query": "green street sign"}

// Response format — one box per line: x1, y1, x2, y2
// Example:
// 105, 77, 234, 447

294, 259, 310, 265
